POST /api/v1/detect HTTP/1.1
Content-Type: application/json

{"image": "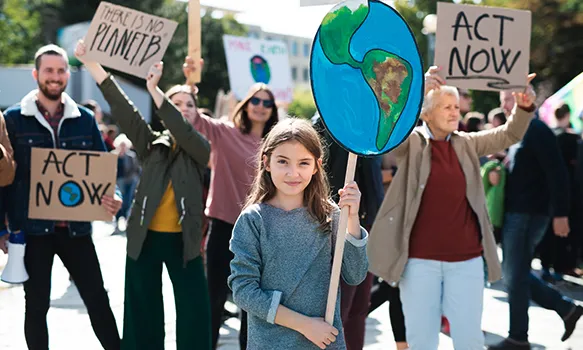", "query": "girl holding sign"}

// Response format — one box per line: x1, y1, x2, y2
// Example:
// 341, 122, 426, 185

368, 67, 537, 349
182, 56, 279, 349
228, 118, 369, 350
75, 41, 212, 350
